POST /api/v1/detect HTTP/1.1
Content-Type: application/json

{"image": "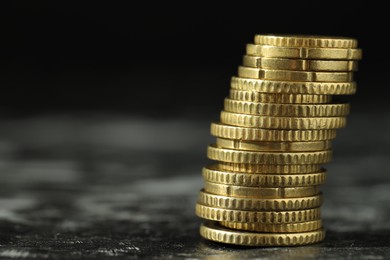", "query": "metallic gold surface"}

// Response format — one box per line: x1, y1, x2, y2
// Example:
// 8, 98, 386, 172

202, 166, 326, 187
242, 56, 358, 71
230, 77, 356, 95
207, 145, 332, 165
254, 35, 358, 48
218, 162, 322, 174
215, 138, 331, 152
200, 222, 325, 246
195, 204, 321, 223
220, 220, 323, 233
198, 190, 323, 210
224, 98, 349, 117
210, 123, 337, 141
220, 111, 346, 129
238, 66, 353, 82
229, 90, 332, 103
196, 34, 361, 246
246, 44, 362, 60
204, 181, 320, 198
